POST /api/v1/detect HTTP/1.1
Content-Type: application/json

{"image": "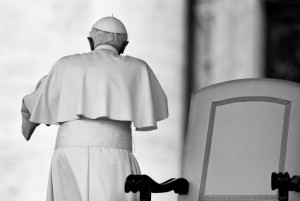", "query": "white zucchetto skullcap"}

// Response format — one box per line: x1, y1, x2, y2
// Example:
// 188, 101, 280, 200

92, 16, 127, 34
